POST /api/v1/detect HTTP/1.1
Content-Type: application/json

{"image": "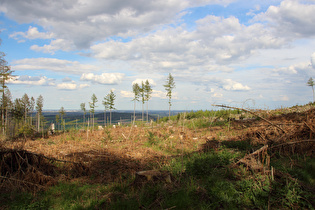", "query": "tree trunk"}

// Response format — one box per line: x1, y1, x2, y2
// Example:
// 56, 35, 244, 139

169, 105, 171, 120
133, 101, 136, 124
312, 86, 314, 102
110, 109, 112, 125
104, 110, 106, 127
37, 113, 40, 132
146, 101, 149, 123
